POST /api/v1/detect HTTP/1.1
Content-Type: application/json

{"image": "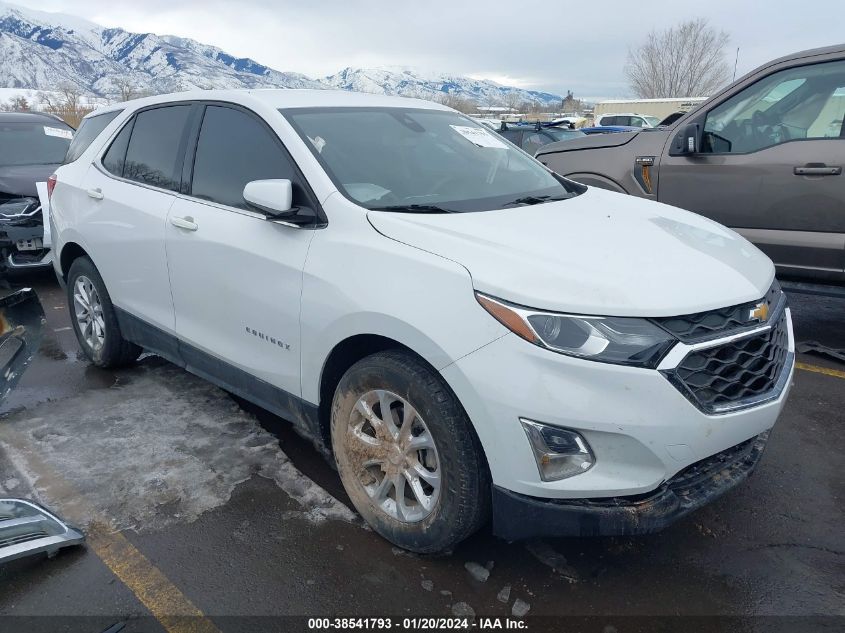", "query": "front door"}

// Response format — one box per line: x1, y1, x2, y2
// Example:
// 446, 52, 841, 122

165, 104, 316, 397
659, 58, 845, 279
